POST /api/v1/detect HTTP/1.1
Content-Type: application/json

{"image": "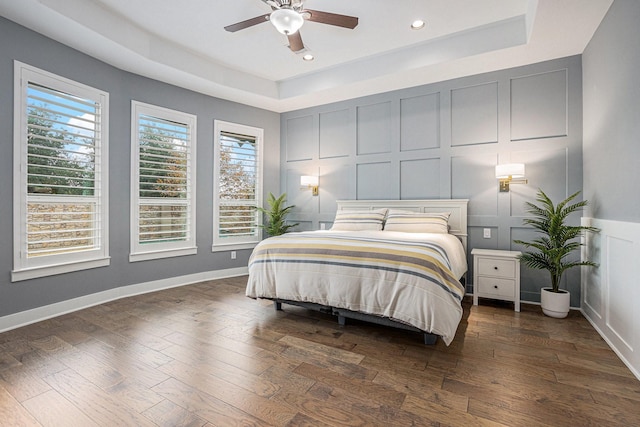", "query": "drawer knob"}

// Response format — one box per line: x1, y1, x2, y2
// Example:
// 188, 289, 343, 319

494, 285, 498, 289
494, 266, 498, 270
